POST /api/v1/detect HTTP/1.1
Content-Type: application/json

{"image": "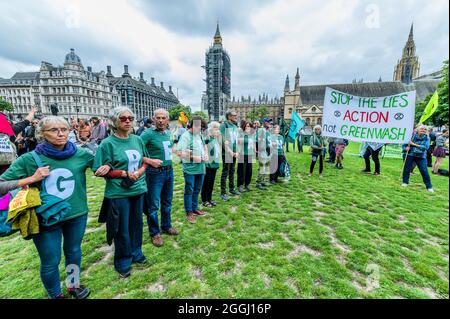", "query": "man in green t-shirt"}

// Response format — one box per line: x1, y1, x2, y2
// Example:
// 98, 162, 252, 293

219, 111, 240, 201
140, 108, 179, 247
176, 116, 209, 224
